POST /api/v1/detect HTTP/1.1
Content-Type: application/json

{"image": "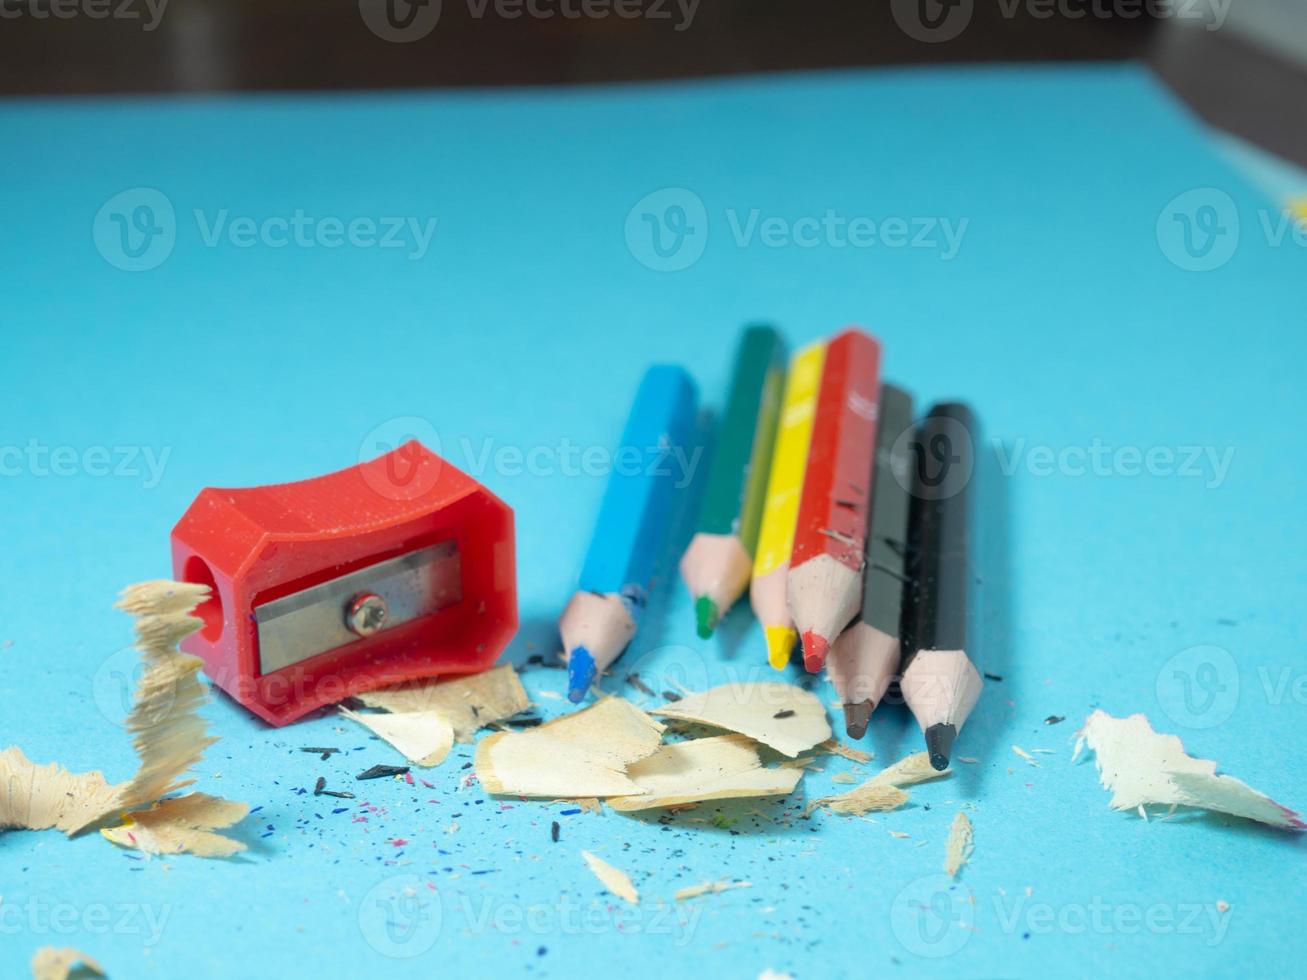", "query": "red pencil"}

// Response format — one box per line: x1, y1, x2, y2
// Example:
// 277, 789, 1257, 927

787, 327, 882, 673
